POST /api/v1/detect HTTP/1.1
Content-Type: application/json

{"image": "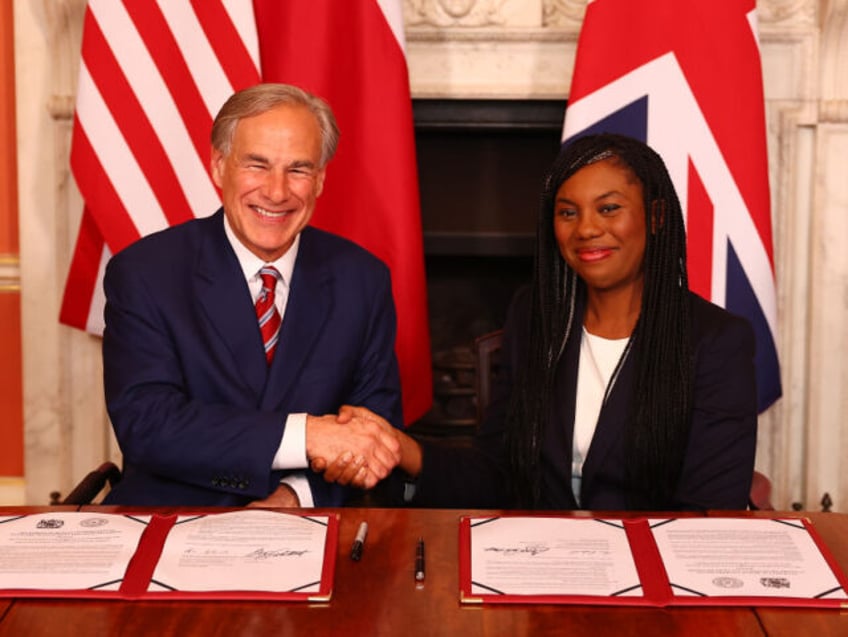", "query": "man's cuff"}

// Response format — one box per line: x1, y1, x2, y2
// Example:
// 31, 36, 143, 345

281, 473, 314, 508
271, 413, 308, 469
